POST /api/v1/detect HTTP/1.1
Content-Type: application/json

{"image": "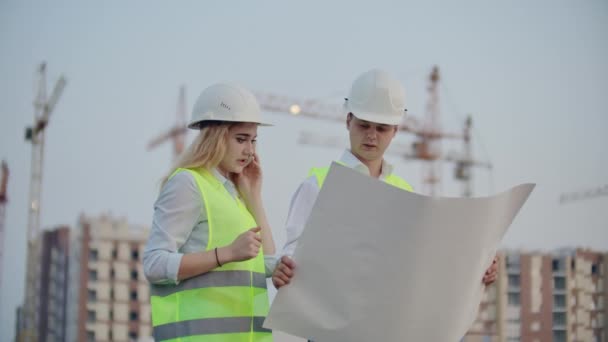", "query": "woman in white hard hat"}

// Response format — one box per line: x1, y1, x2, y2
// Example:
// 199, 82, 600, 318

144, 83, 275, 341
